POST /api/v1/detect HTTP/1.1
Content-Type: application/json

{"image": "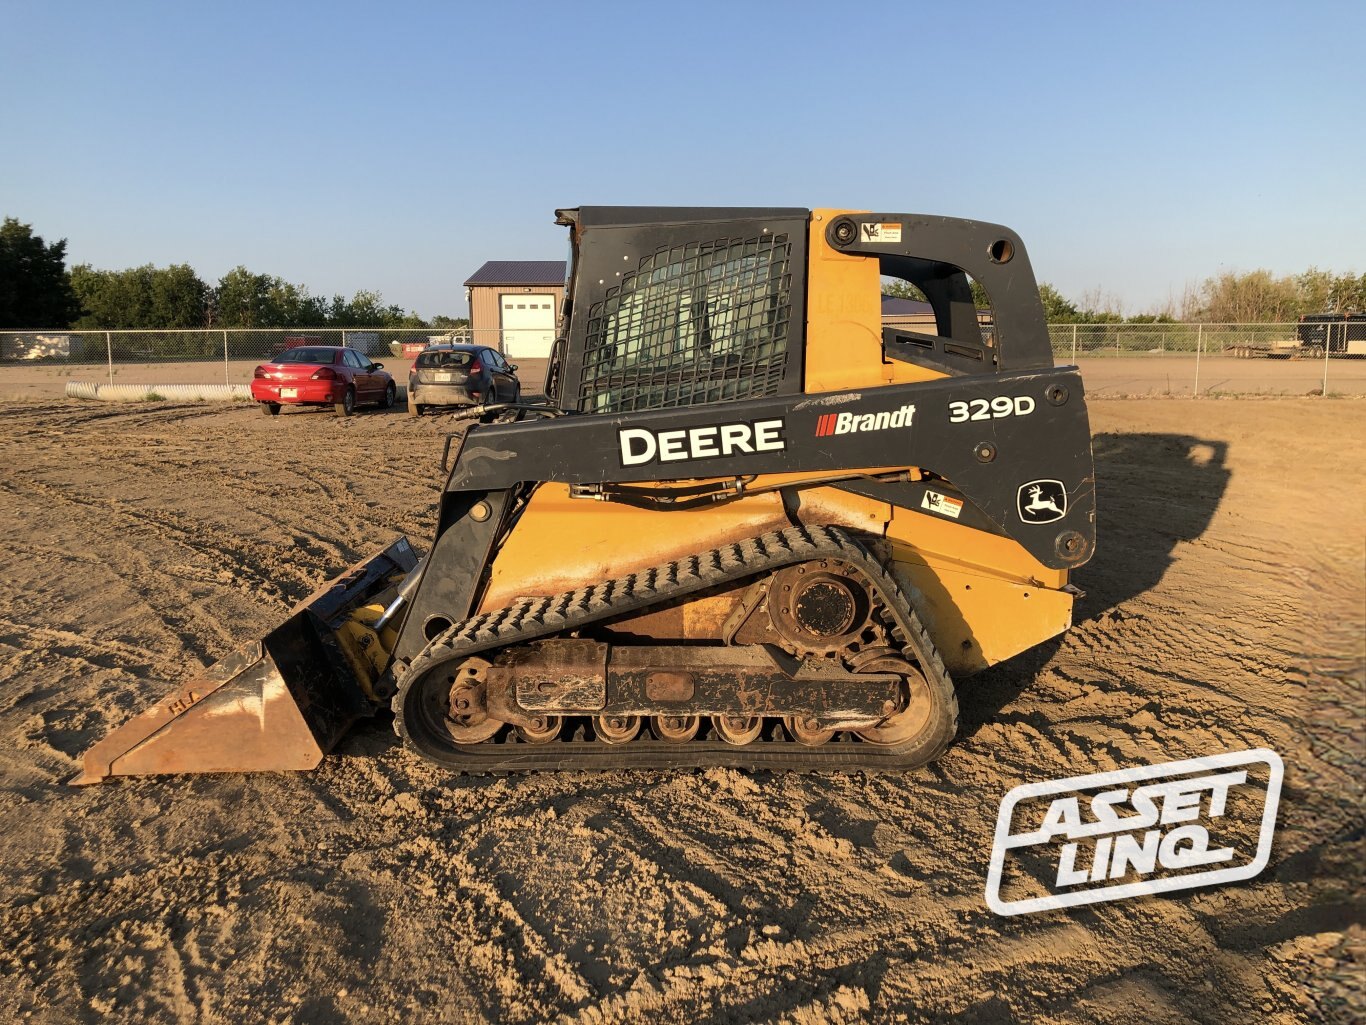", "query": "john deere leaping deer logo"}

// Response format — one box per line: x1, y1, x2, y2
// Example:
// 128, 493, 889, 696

1017, 480, 1067, 524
